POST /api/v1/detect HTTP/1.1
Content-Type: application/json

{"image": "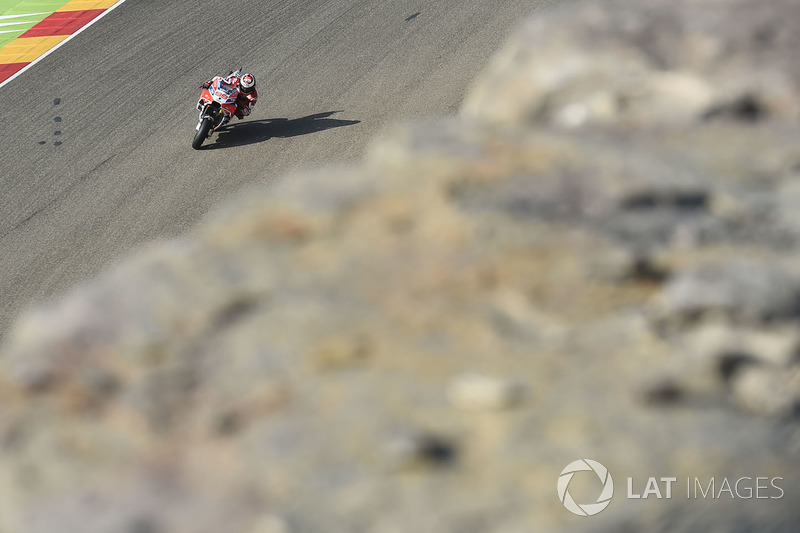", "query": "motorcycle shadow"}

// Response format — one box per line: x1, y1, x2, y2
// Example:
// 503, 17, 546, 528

205, 110, 360, 149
